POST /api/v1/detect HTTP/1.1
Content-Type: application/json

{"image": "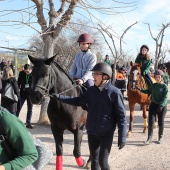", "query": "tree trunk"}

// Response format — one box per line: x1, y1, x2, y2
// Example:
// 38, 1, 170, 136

38, 35, 54, 124
155, 59, 159, 70
43, 35, 54, 59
